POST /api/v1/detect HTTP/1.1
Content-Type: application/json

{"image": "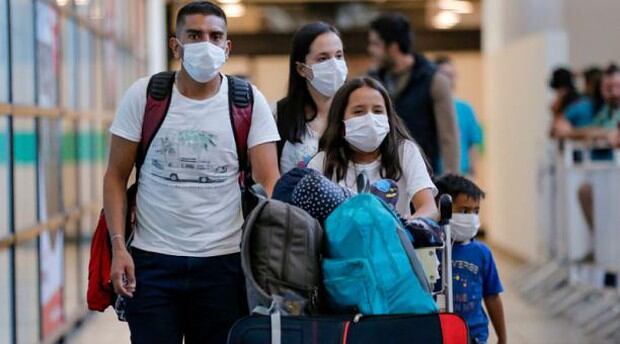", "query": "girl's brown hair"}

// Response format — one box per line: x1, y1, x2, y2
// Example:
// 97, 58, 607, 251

318, 77, 416, 182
